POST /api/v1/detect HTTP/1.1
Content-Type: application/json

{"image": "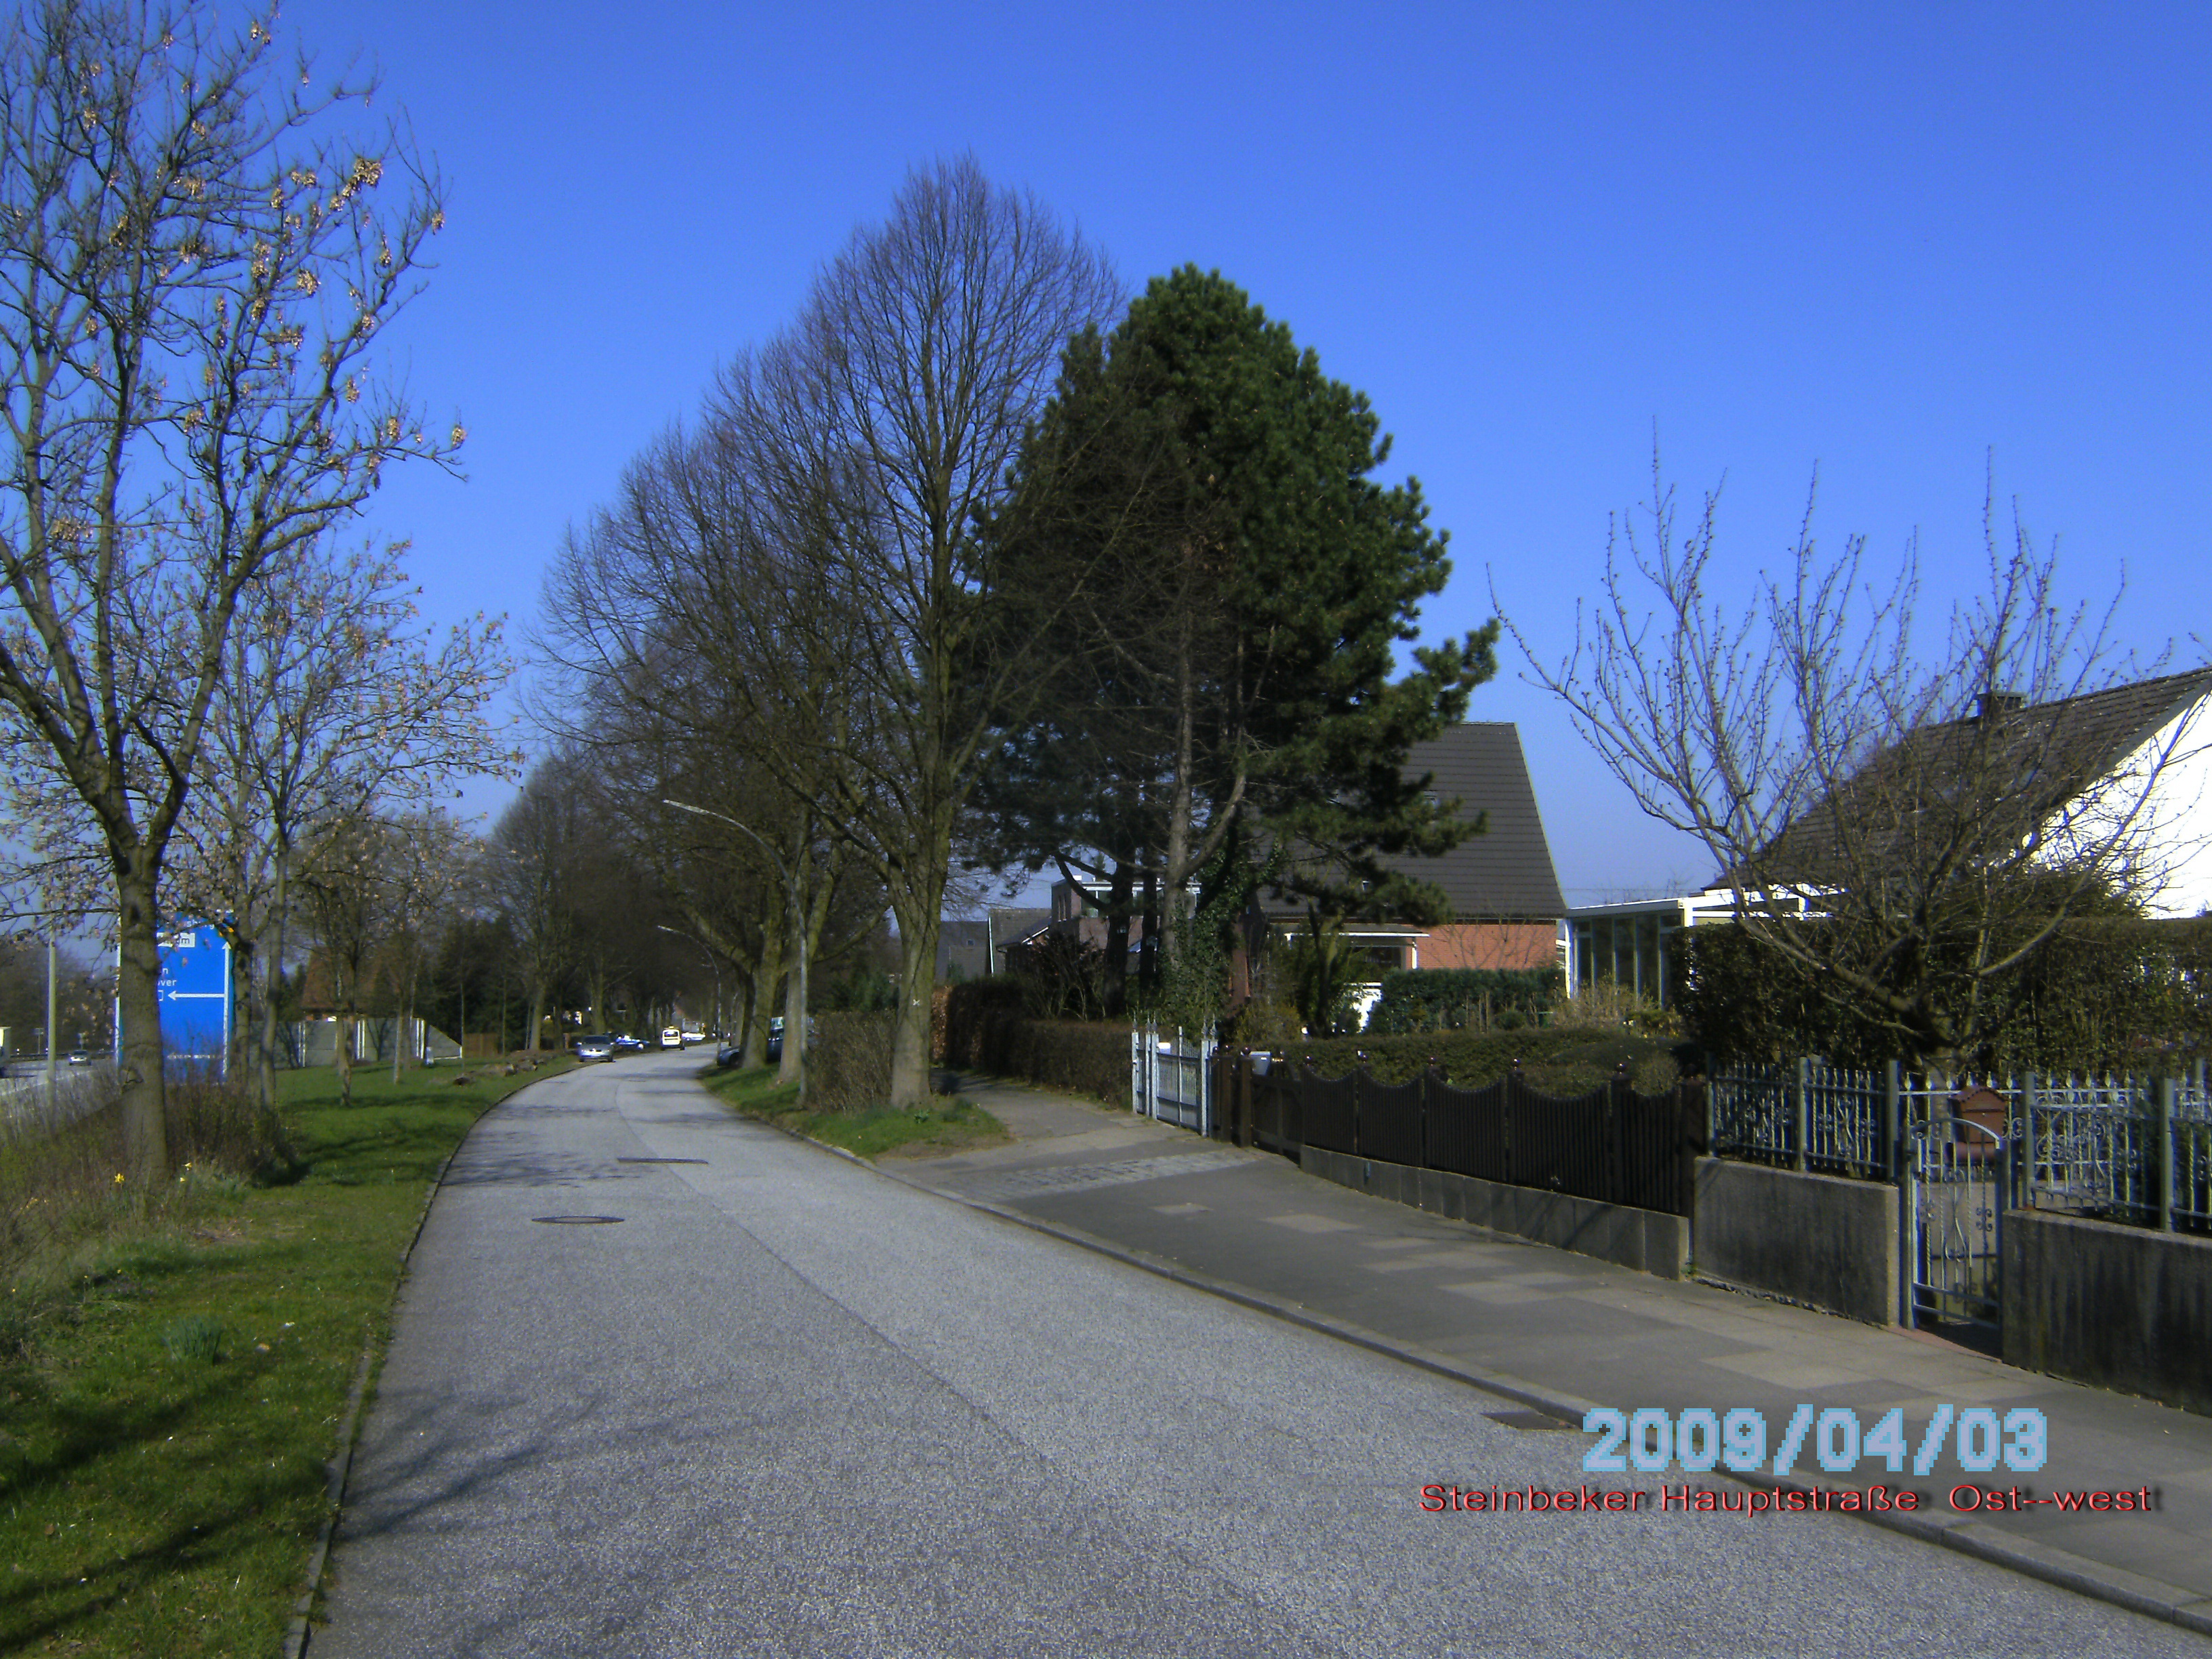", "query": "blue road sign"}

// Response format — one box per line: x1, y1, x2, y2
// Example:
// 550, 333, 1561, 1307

157, 923, 232, 1069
